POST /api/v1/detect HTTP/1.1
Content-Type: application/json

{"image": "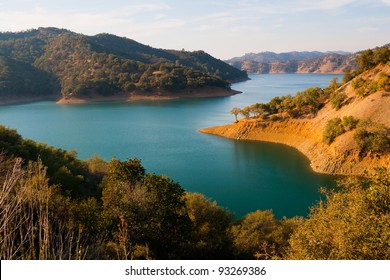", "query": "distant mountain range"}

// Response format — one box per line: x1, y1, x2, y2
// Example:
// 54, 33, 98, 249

0, 27, 248, 103
226, 51, 358, 74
